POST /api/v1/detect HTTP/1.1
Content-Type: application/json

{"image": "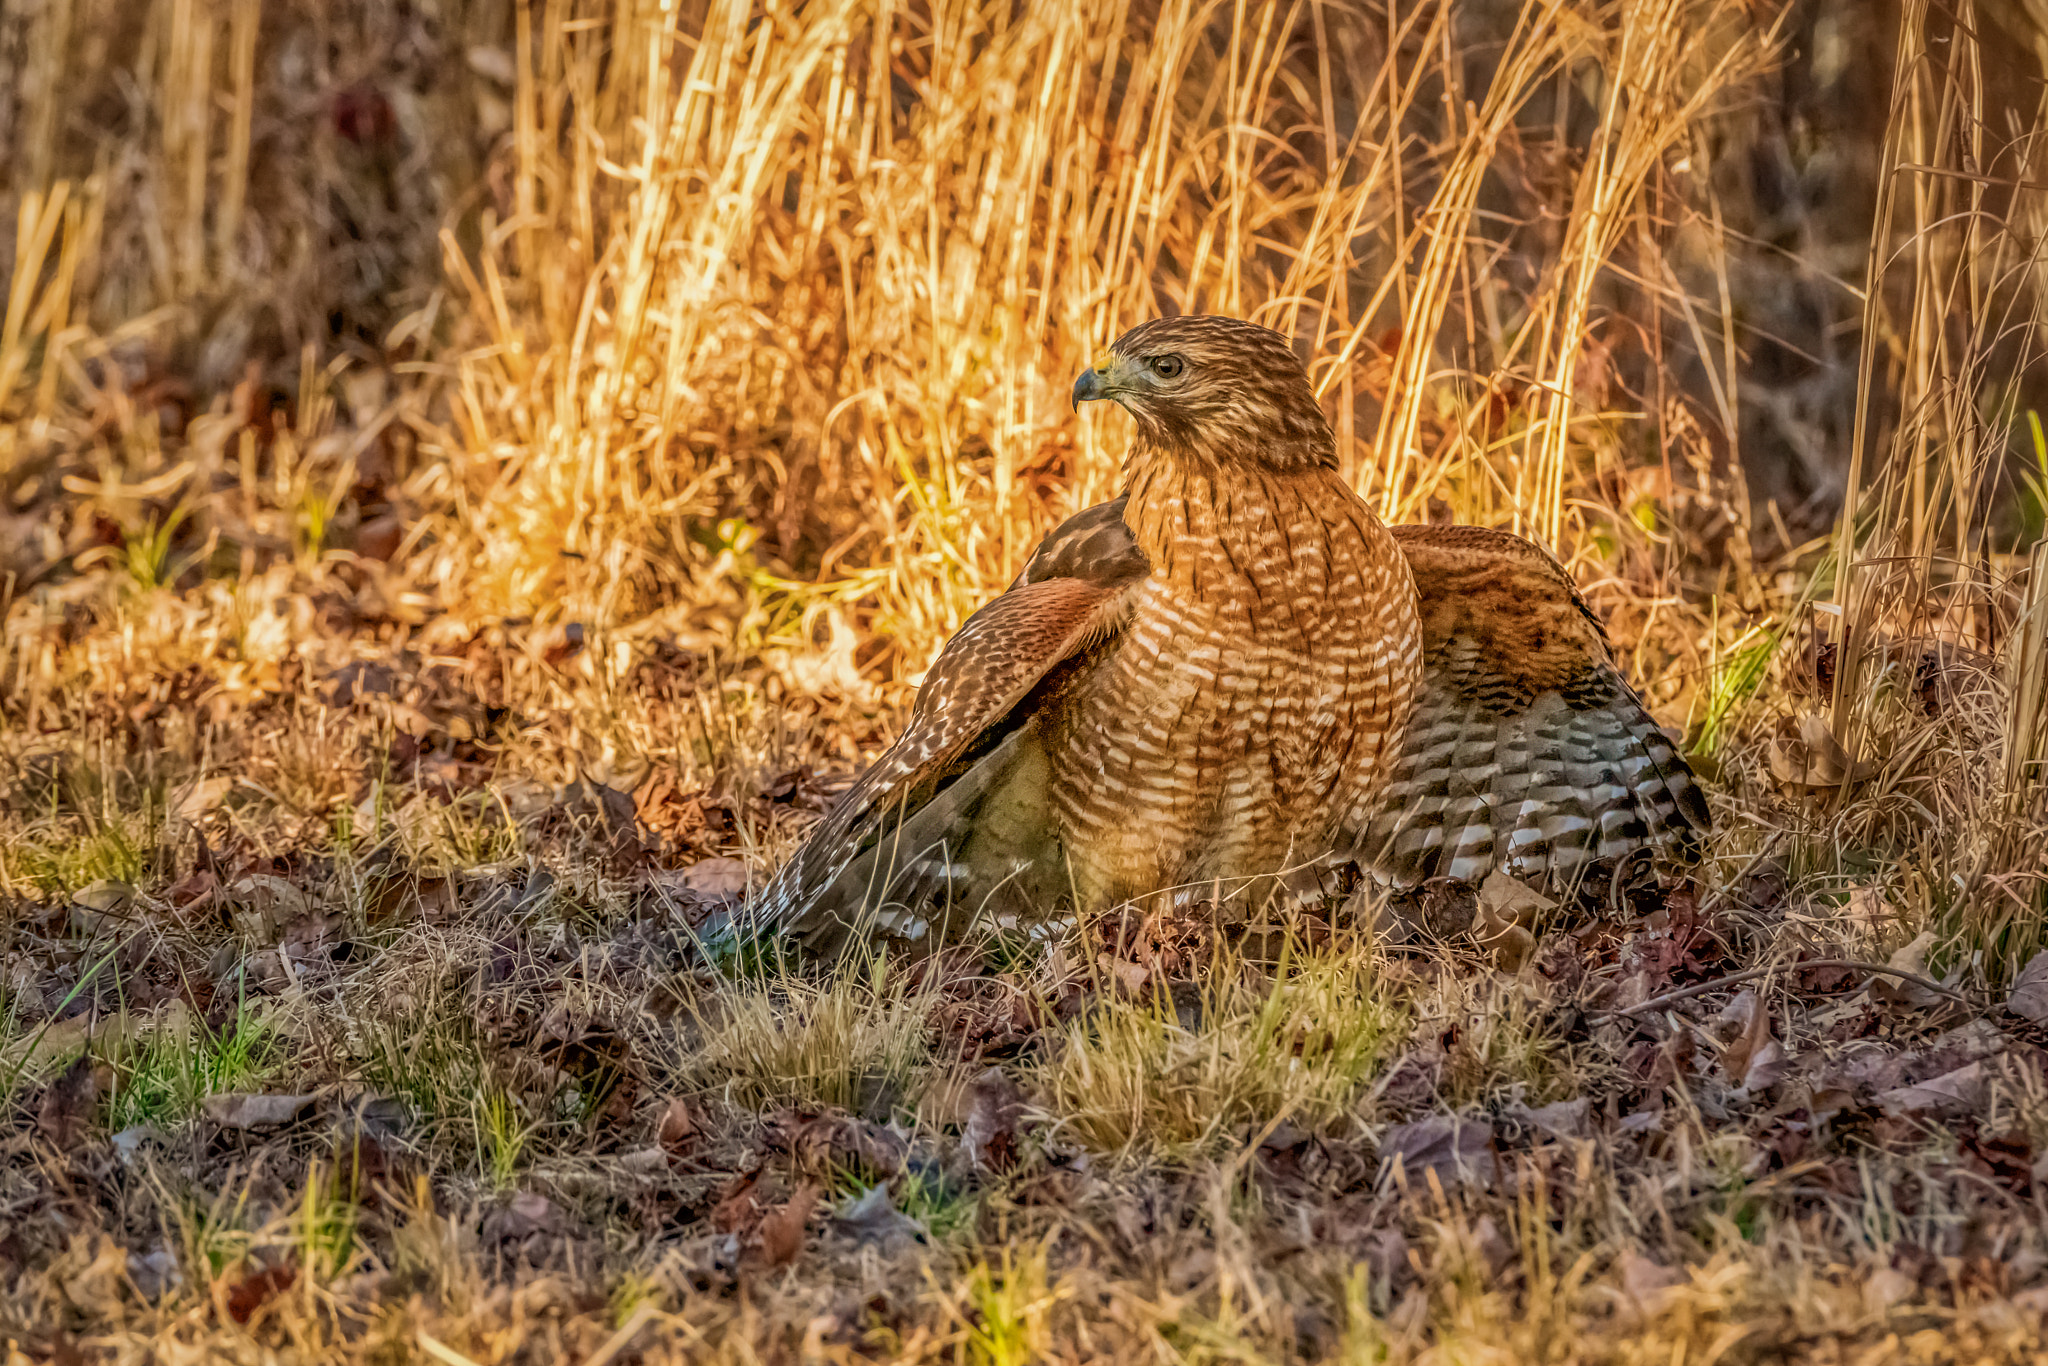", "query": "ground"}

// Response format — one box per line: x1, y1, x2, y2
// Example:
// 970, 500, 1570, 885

1, 541, 2046, 1365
